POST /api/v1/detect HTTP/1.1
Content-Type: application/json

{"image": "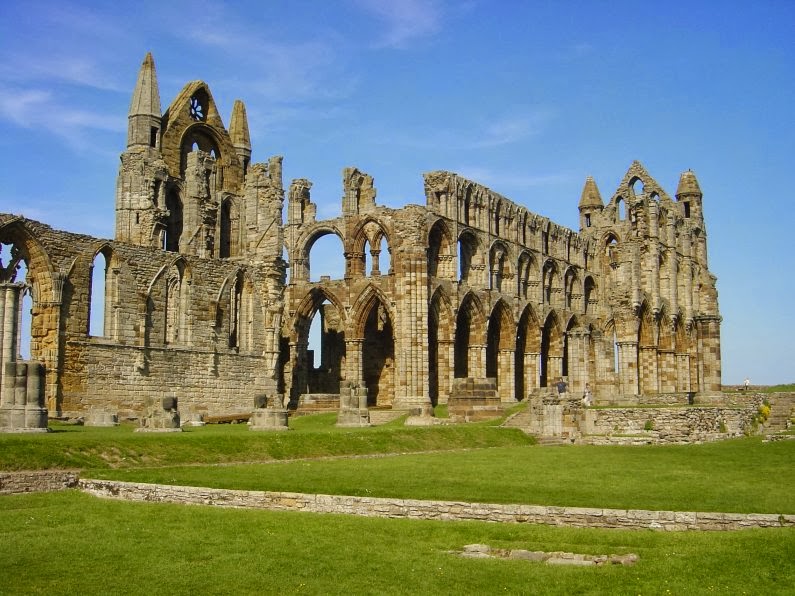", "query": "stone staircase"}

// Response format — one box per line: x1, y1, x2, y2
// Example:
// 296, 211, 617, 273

765, 394, 795, 432
368, 409, 409, 426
